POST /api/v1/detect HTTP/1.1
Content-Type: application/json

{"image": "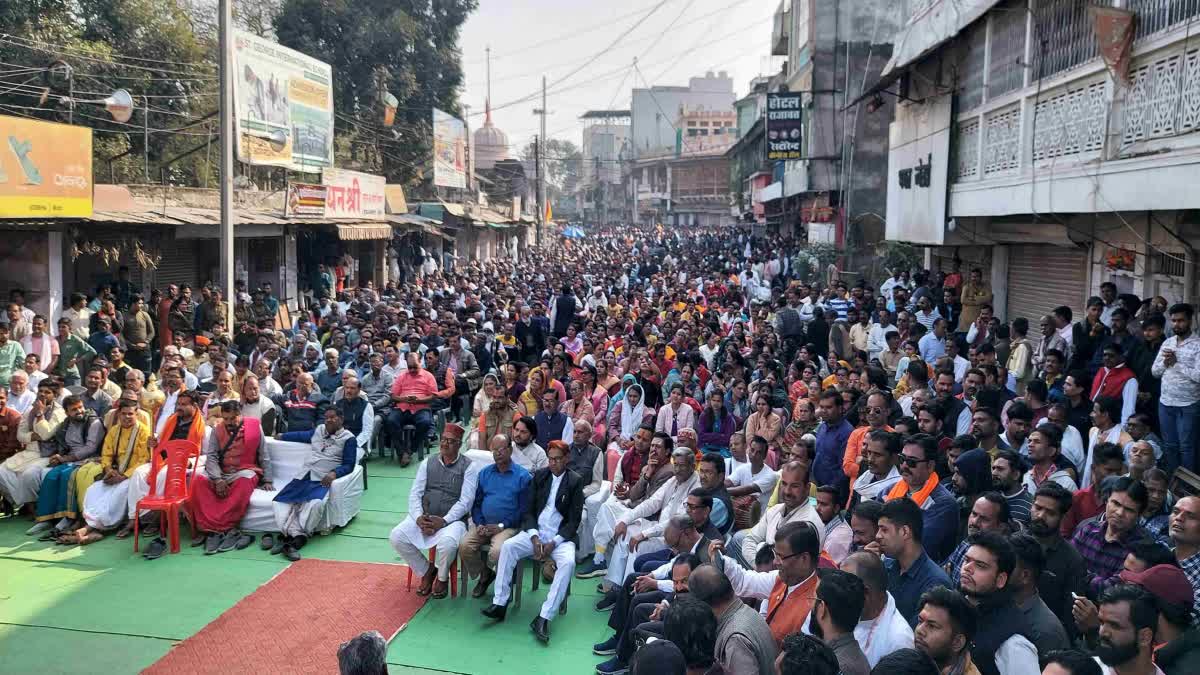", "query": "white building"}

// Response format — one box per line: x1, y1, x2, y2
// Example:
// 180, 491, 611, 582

871, 0, 1200, 320
630, 71, 735, 159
